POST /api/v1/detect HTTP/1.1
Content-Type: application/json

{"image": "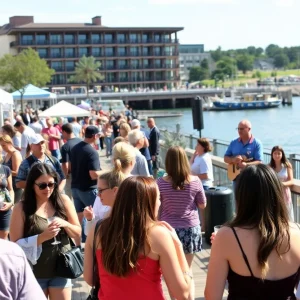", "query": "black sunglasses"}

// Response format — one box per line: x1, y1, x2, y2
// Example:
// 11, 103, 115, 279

35, 182, 56, 190
97, 187, 110, 195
